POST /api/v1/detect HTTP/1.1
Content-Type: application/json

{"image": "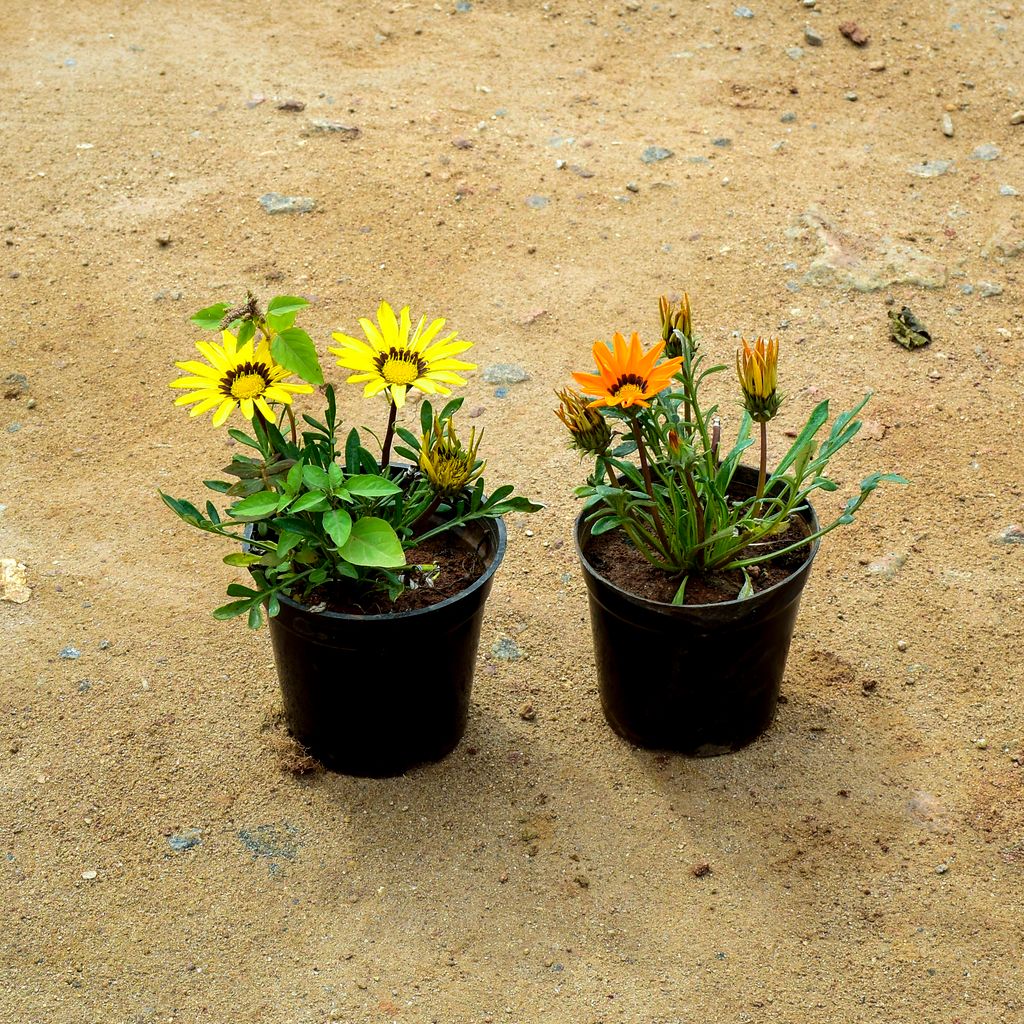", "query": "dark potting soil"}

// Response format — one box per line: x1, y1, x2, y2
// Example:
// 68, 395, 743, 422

585, 517, 812, 606
299, 532, 486, 616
